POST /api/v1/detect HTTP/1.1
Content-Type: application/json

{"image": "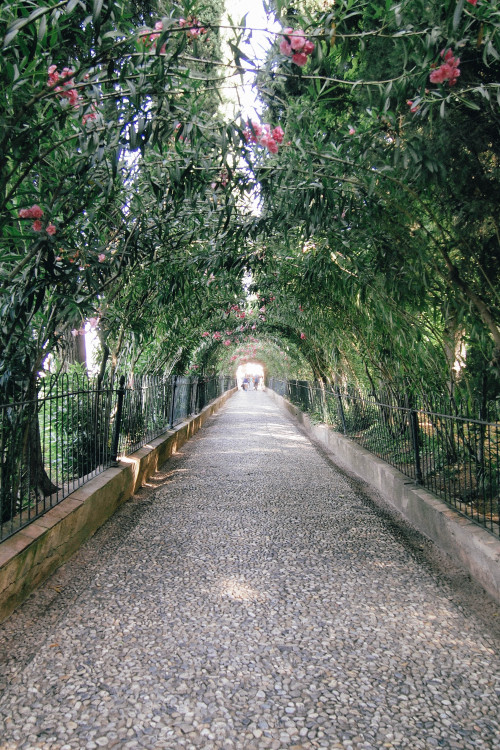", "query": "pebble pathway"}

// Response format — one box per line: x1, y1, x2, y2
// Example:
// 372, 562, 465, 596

0, 390, 499, 750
